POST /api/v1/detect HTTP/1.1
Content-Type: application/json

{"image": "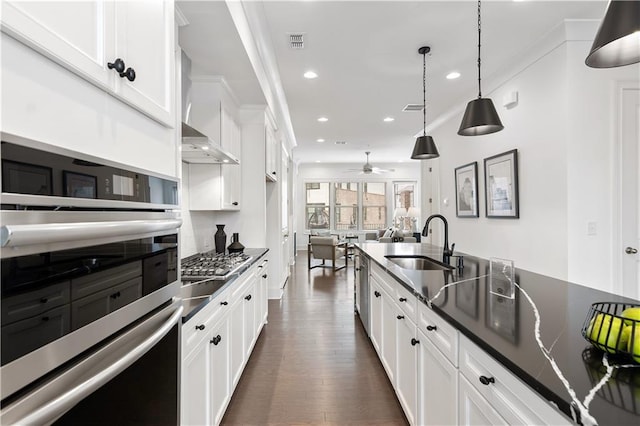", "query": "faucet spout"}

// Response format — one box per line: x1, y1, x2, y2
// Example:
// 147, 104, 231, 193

422, 214, 454, 264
